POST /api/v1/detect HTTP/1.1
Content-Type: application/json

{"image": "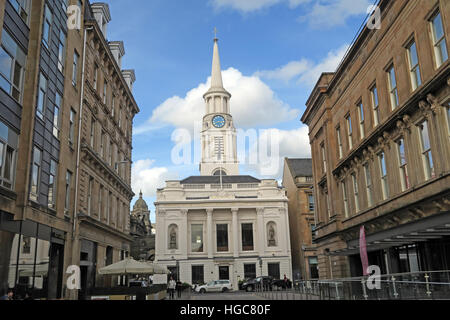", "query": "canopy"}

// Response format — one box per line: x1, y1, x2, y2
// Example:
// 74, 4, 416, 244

98, 258, 169, 276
